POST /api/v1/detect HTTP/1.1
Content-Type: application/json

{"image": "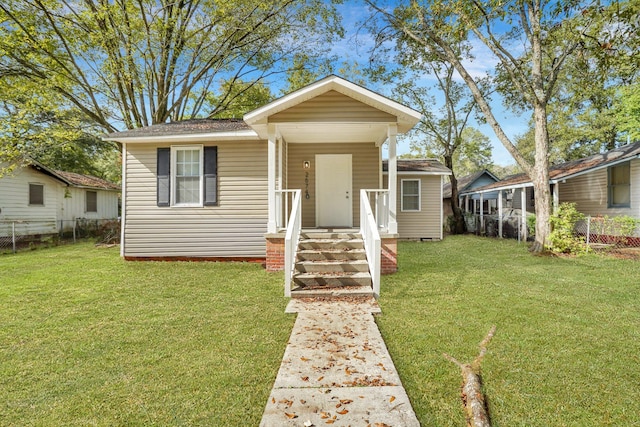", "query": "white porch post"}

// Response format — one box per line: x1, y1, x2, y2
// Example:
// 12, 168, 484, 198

267, 124, 277, 233
552, 183, 559, 214
498, 190, 503, 238
387, 124, 398, 235
480, 193, 484, 233
521, 188, 527, 241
